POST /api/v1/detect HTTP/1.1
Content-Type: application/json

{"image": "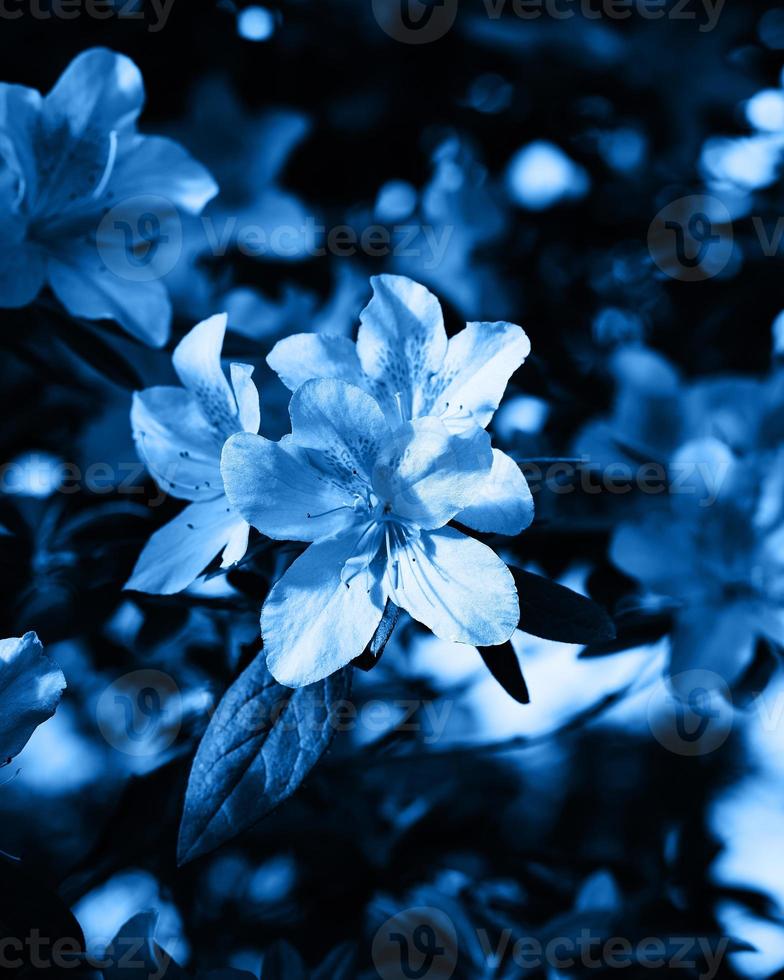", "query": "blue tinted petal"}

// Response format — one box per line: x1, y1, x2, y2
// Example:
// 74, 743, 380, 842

34, 49, 143, 216
47, 243, 170, 346
428, 320, 530, 431
670, 602, 756, 688
0, 83, 43, 202
230, 363, 261, 434
610, 515, 700, 596
0, 632, 65, 762
131, 387, 224, 502
262, 528, 386, 687
372, 419, 493, 530
455, 449, 534, 536
356, 275, 447, 421
43, 47, 144, 137
221, 432, 357, 542
288, 379, 391, 488
173, 314, 239, 437
105, 135, 218, 214
220, 520, 250, 568
392, 526, 518, 646
126, 498, 240, 595
266, 333, 365, 392
0, 241, 46, 307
